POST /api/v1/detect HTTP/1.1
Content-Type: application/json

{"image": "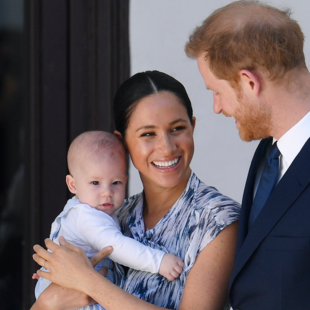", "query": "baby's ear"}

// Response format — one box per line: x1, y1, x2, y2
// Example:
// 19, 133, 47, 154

66, 175, 77, 194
